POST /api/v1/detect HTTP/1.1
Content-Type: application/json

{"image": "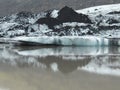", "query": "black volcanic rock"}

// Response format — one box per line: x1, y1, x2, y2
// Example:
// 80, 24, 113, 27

57, 6, 92, 23
107, 18, 119, 24
36, 6, 92, 29
36, 18, 59, 29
